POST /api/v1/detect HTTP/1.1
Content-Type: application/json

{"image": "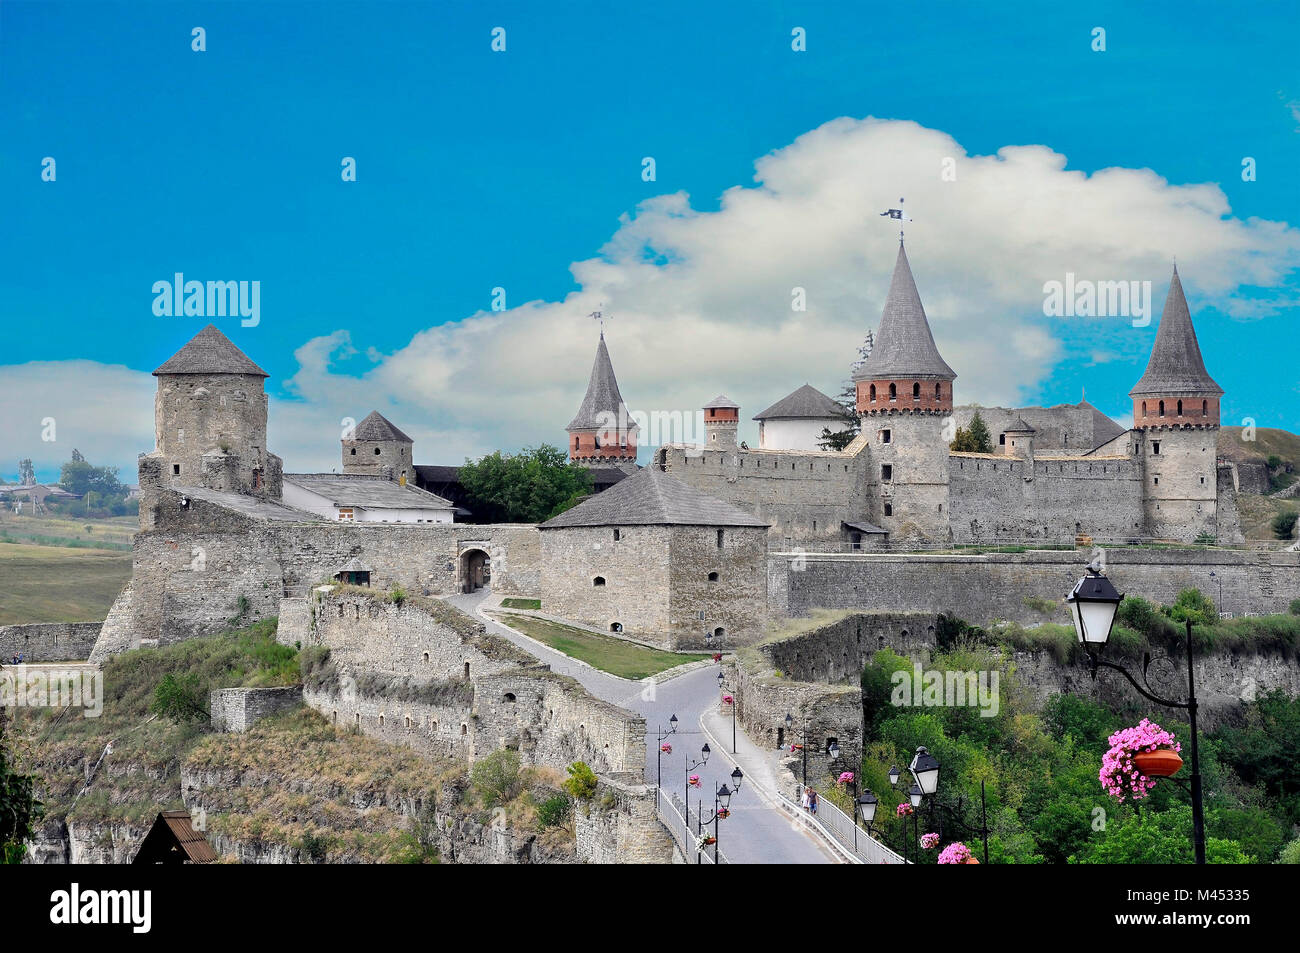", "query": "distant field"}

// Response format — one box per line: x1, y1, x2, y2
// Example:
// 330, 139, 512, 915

0, 513, 136, 549
0, 542, 131, 624
1220, 427, 1300, 468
